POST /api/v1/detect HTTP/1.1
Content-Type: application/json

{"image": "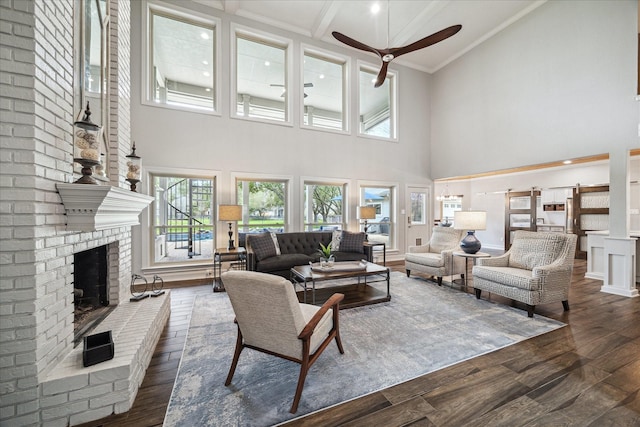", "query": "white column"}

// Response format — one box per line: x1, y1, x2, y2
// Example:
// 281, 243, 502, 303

600, 149, 638, 297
